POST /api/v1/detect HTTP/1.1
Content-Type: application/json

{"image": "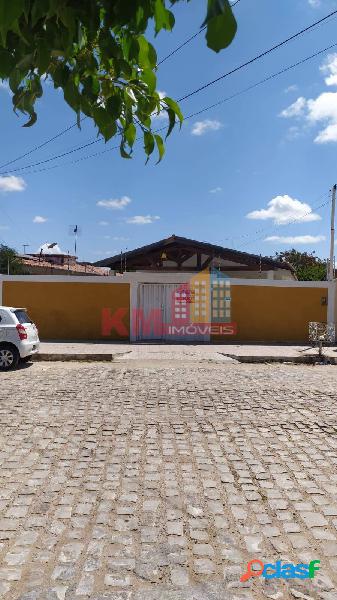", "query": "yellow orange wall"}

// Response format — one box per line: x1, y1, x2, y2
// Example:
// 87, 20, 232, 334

2, 280, 328, 343
212, 285, 327, 342
3, 281, 130, 340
